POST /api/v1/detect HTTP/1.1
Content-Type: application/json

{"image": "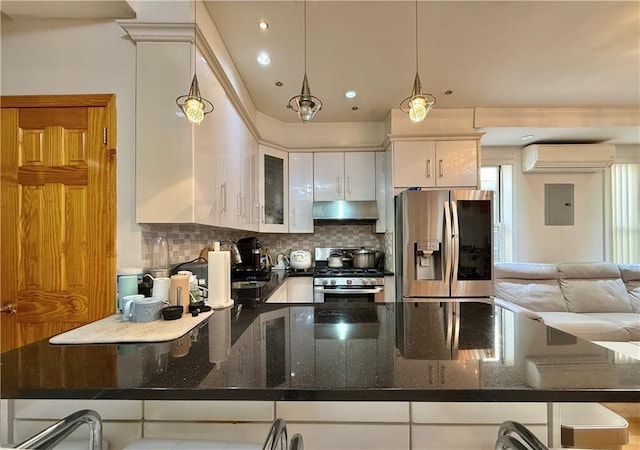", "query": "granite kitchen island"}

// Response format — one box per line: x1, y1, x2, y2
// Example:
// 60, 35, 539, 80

1, 301, 638, 449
